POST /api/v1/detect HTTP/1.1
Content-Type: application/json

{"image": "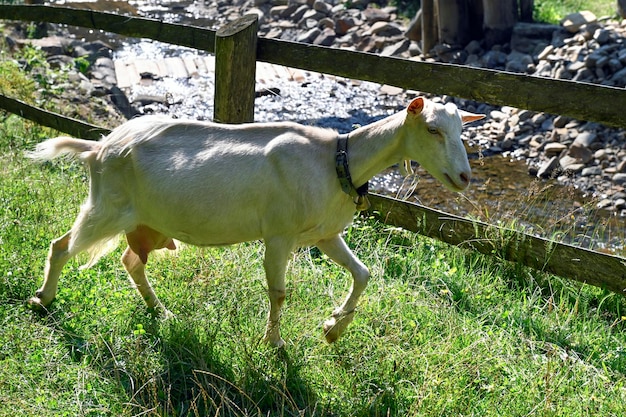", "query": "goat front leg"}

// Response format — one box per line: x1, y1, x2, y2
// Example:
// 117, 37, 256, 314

317, 235, 370, 343
262, 237, 294, 348
28, 230, 73, 311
